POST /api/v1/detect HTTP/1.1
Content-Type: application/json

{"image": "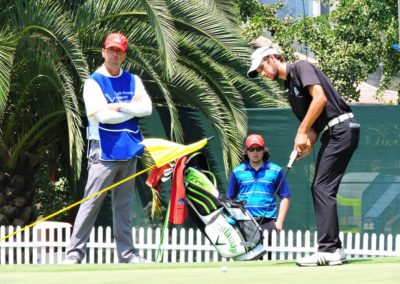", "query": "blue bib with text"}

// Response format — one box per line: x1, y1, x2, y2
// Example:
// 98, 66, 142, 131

89, 71, 144, 160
